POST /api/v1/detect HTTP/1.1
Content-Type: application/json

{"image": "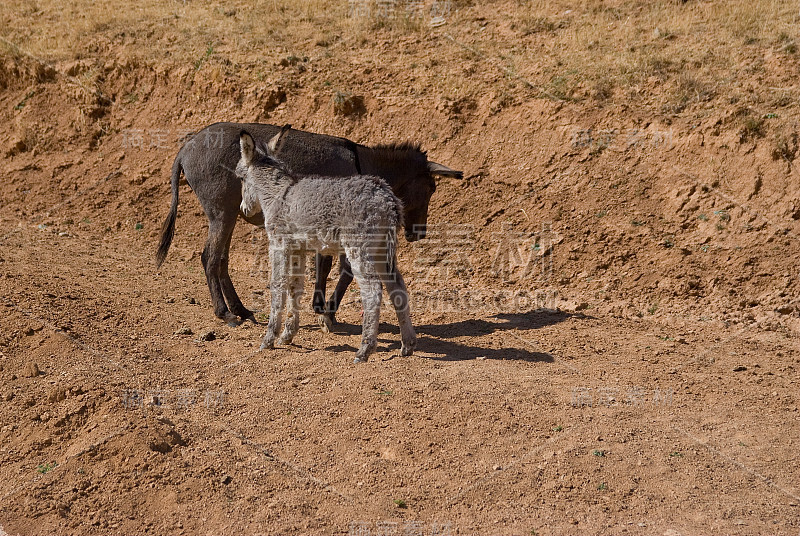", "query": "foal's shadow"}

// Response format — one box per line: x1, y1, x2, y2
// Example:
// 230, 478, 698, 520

322, 310, 572, 362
